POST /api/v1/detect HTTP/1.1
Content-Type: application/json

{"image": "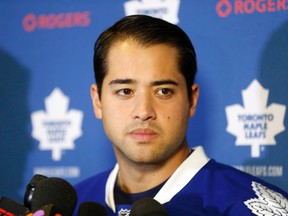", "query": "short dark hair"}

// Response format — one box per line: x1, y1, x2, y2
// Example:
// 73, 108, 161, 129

93, 15, 197, 99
